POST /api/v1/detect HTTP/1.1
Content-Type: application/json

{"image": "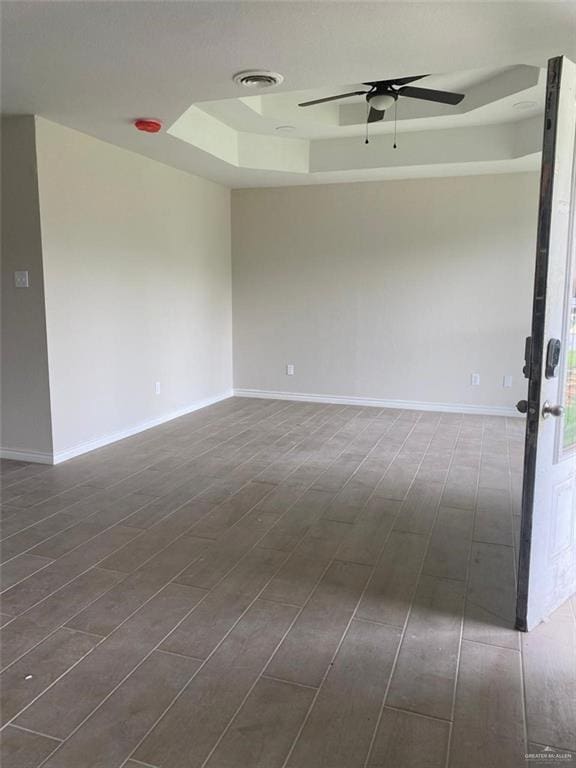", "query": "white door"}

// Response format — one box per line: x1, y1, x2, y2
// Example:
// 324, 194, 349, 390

516, 55, 576, 631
